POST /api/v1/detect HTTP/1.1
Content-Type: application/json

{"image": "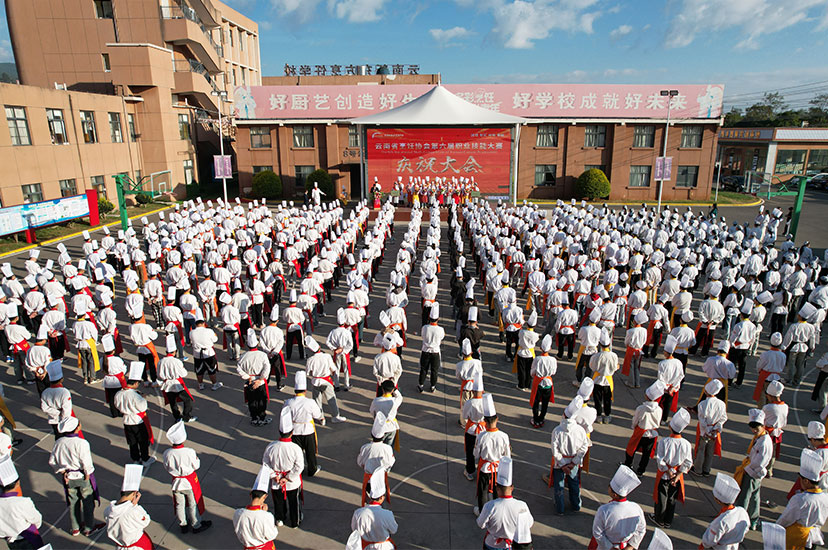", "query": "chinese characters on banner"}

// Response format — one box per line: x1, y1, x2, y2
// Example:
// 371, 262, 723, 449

366, 128, 511, 194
